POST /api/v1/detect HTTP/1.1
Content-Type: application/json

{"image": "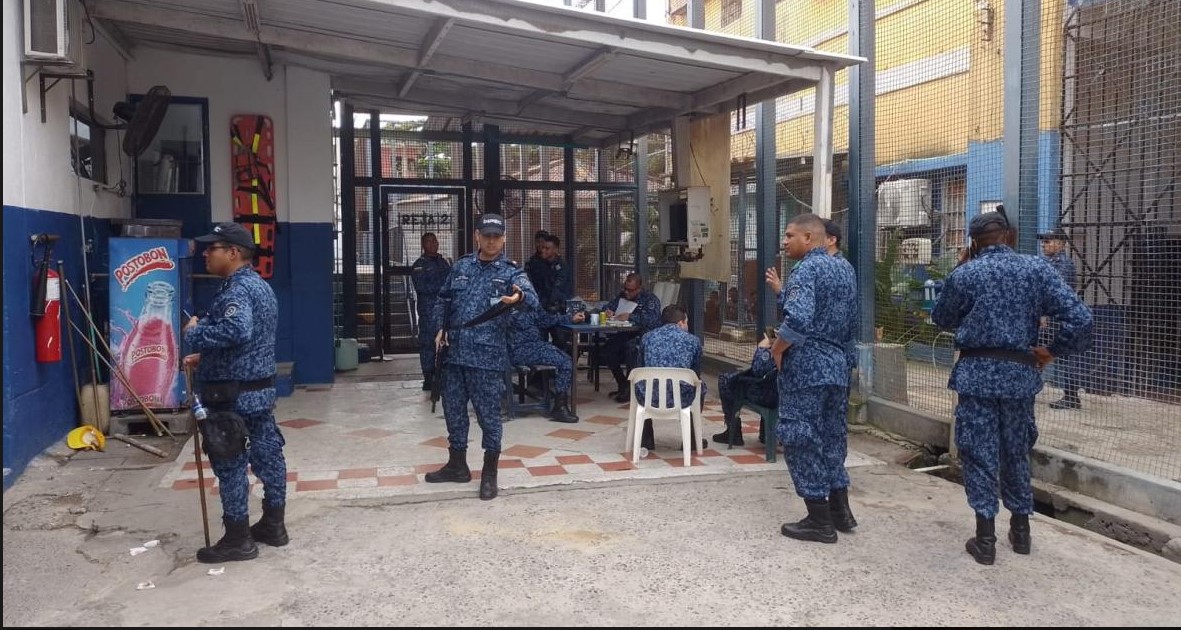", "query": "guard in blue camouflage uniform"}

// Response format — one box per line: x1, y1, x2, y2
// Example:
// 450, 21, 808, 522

713, 340, 777, 446
633, 305, 707, 451
766, 214, 858, 545
427, 214, 538, 500
602, 273, 663, 402
1038, 228, 1083, 410
508, 306, 582, 423
182, 222, 286, 564
933, 208, 1092, 565
411, 232, 451, 391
